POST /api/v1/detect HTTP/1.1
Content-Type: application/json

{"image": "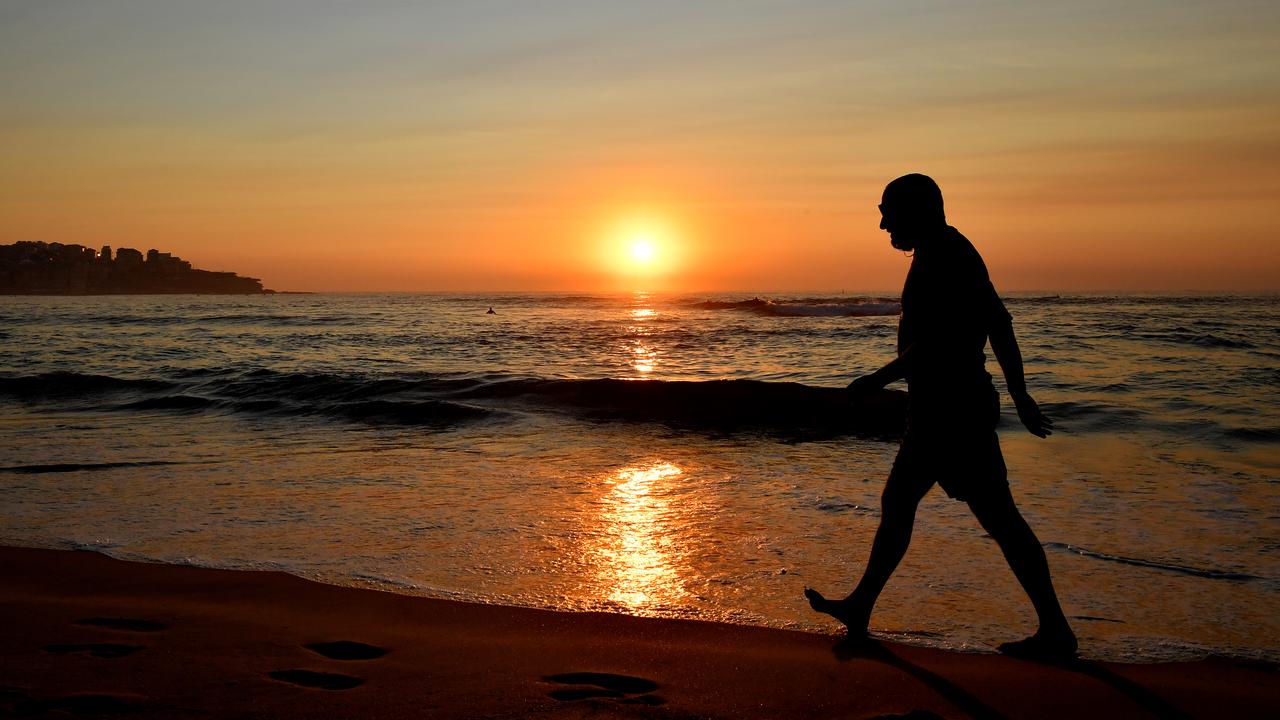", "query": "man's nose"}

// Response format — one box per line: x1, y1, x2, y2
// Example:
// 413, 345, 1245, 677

879, 216, 888, 231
